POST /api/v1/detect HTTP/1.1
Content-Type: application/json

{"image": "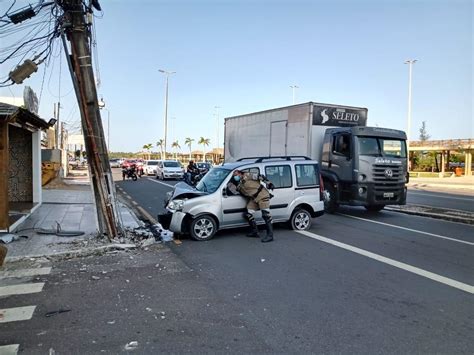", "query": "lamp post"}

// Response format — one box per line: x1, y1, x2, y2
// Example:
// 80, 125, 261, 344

290, 85, 299, 104
98, 97, 110, 152
159, 69, 176, 159
214, 106, 220, 150
404, 60, 417, 144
